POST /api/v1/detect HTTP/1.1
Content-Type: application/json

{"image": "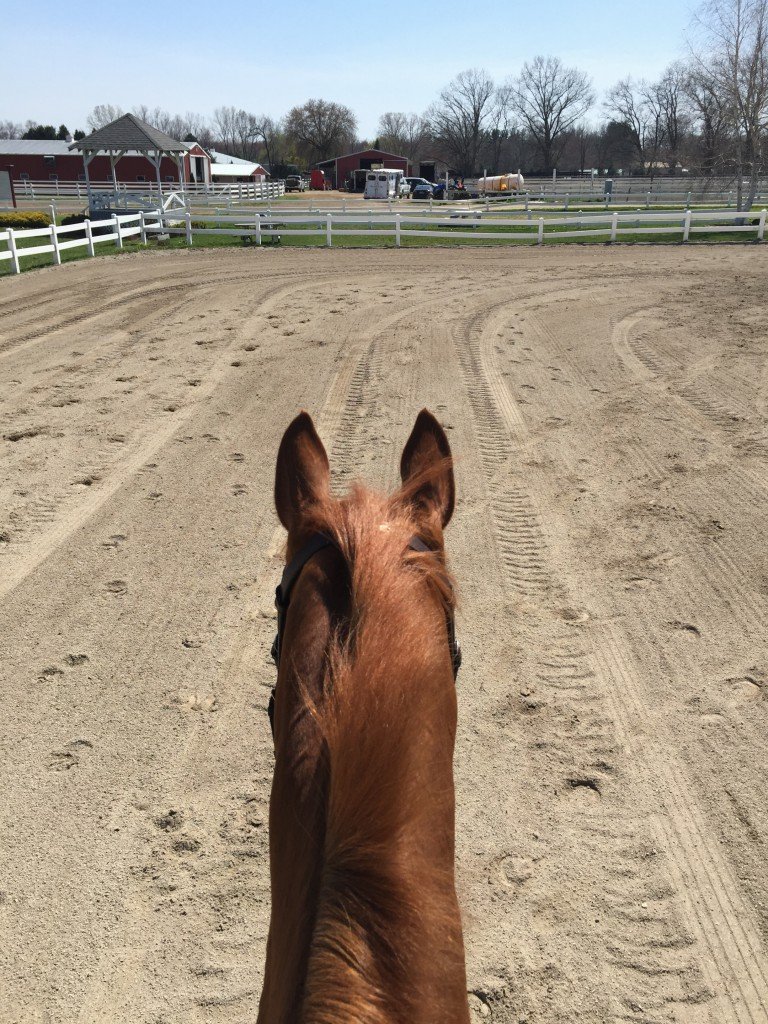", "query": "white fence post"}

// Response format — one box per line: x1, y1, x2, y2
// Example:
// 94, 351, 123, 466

139, 210, 146, 244
537, 218, 544, 245
683, 208, 692, 242
50, 222, 61, 266
395, 213, 401, 247
255, 214, 262, 245
114, 215, 122, 250
7, 228, 20, 274
85, 218, 94, 257
185, 211, 193, 245
610, 211, 618, 242
326, 213, 333, 247
758, 209, 766, 241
